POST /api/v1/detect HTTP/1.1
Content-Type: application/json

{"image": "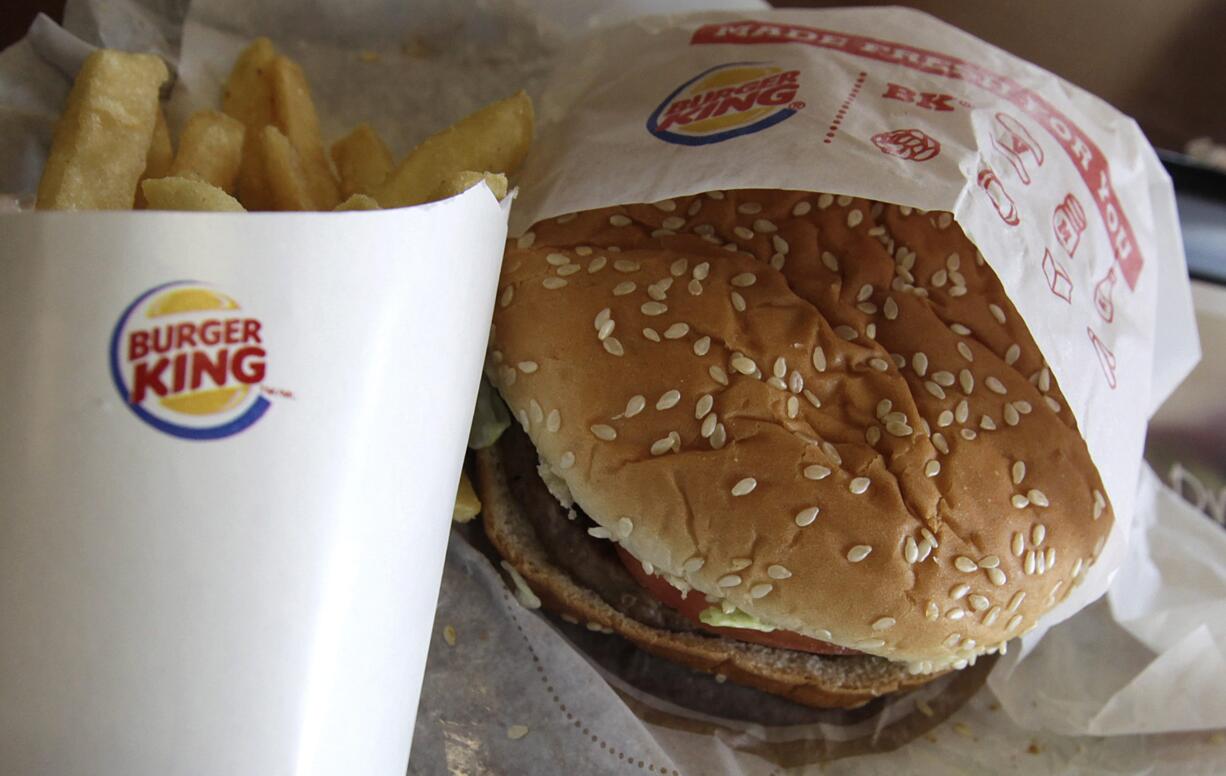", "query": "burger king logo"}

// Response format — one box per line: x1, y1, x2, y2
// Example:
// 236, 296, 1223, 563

647, 61, 803, 146
109, 281, 272, 440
